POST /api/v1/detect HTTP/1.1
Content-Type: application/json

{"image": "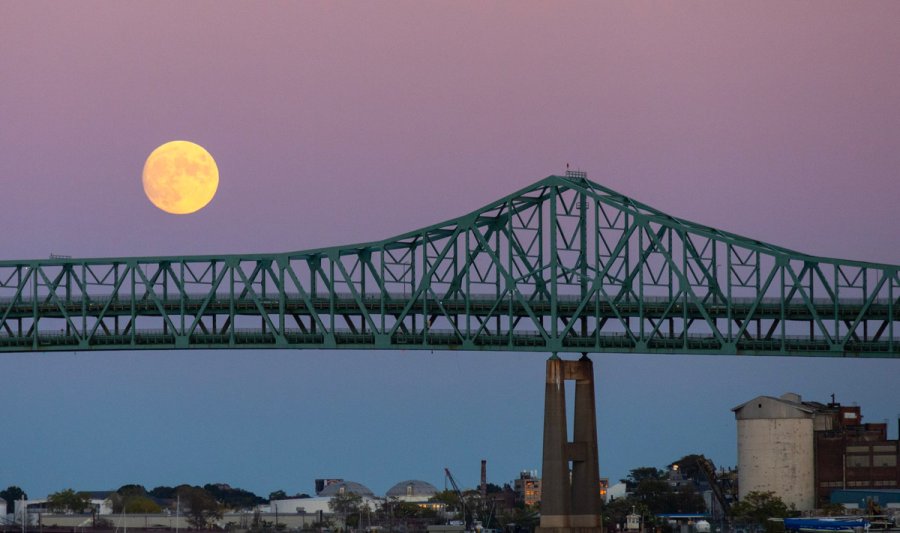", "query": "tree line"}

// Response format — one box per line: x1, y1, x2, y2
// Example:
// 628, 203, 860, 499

0, 483, 310, 529
602, 454, 806, 531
